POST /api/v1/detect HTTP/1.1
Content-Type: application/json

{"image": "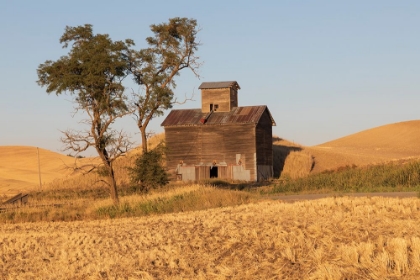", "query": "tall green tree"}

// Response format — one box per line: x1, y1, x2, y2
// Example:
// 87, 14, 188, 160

130, 17, 201, 153
37, 24, 134, 204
